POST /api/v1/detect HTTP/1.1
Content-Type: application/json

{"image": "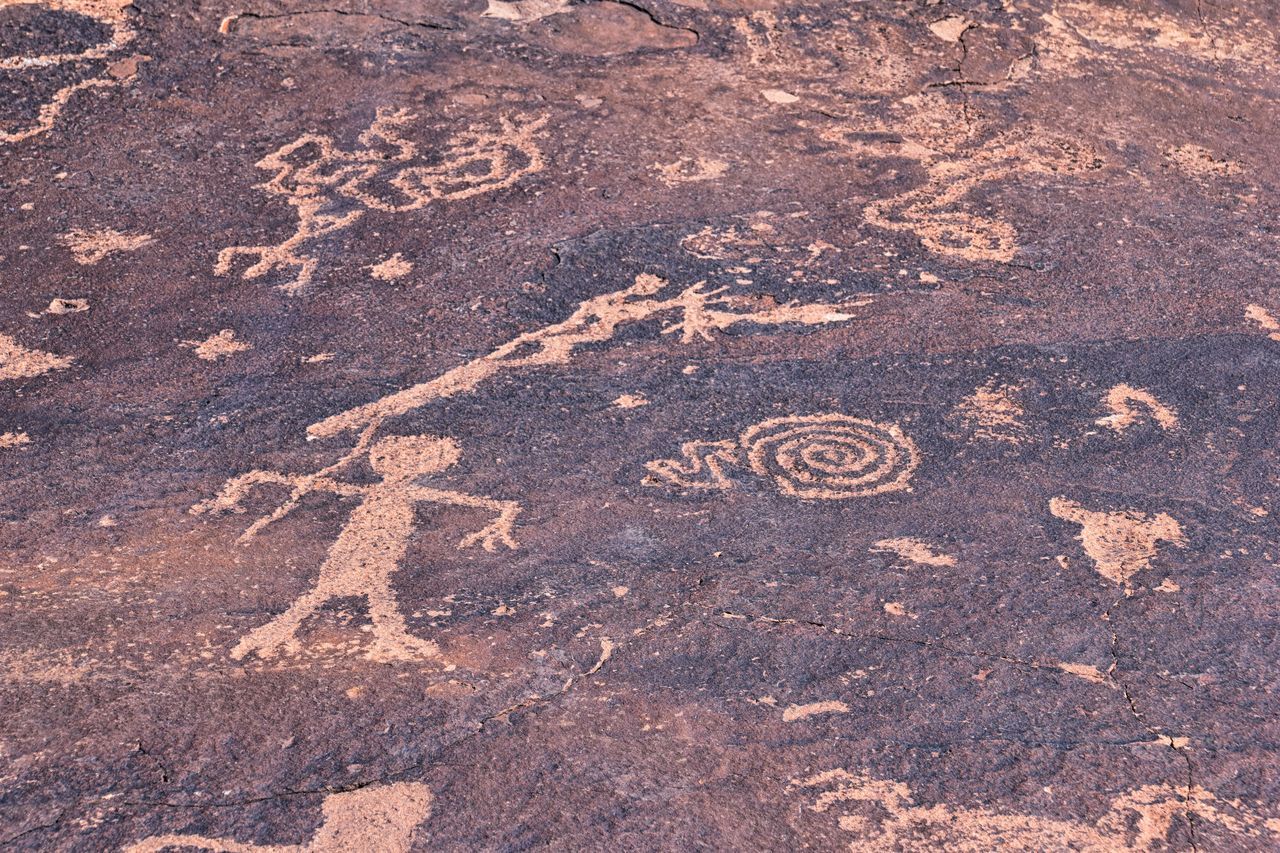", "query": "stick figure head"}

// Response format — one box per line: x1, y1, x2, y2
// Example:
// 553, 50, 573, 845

370, 435, 461, 480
